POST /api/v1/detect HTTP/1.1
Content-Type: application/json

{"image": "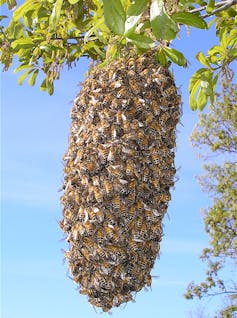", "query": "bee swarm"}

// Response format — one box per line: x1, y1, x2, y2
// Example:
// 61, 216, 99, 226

60, 52, 181, 312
